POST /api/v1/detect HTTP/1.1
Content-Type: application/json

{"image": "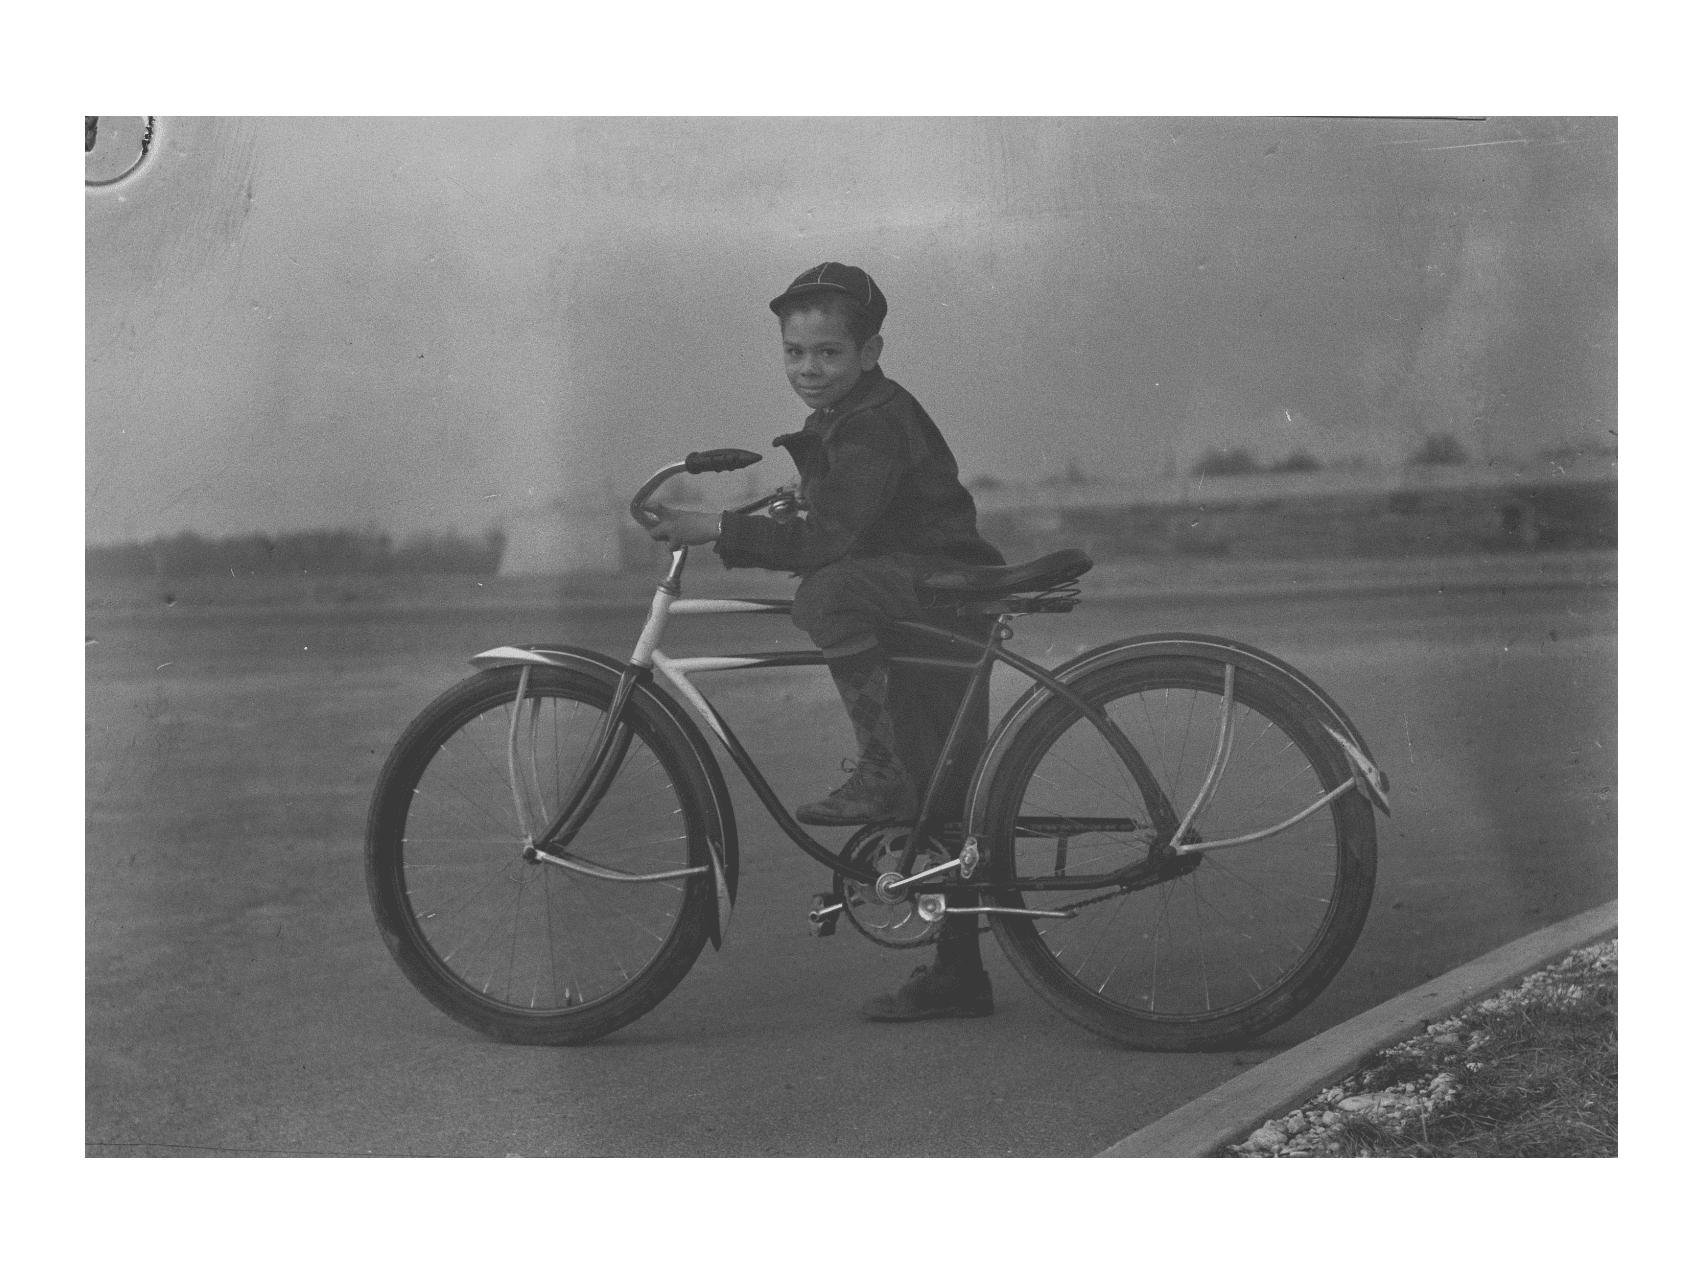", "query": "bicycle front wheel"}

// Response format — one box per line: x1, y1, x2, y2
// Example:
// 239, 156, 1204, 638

365, 664, 718, 1044
983, 653, 1377, 1051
